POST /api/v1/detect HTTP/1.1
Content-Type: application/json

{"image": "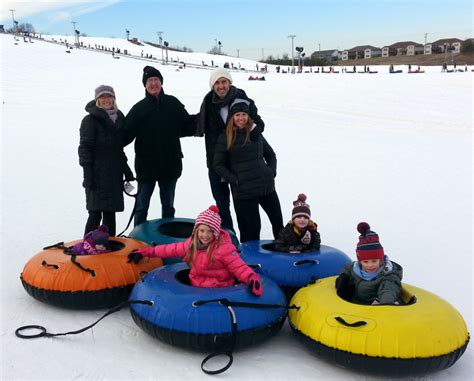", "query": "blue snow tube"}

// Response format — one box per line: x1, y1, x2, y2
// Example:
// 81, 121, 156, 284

128, 218, 239, 264
129, 263, 287, 352
239, 240, 351, 300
